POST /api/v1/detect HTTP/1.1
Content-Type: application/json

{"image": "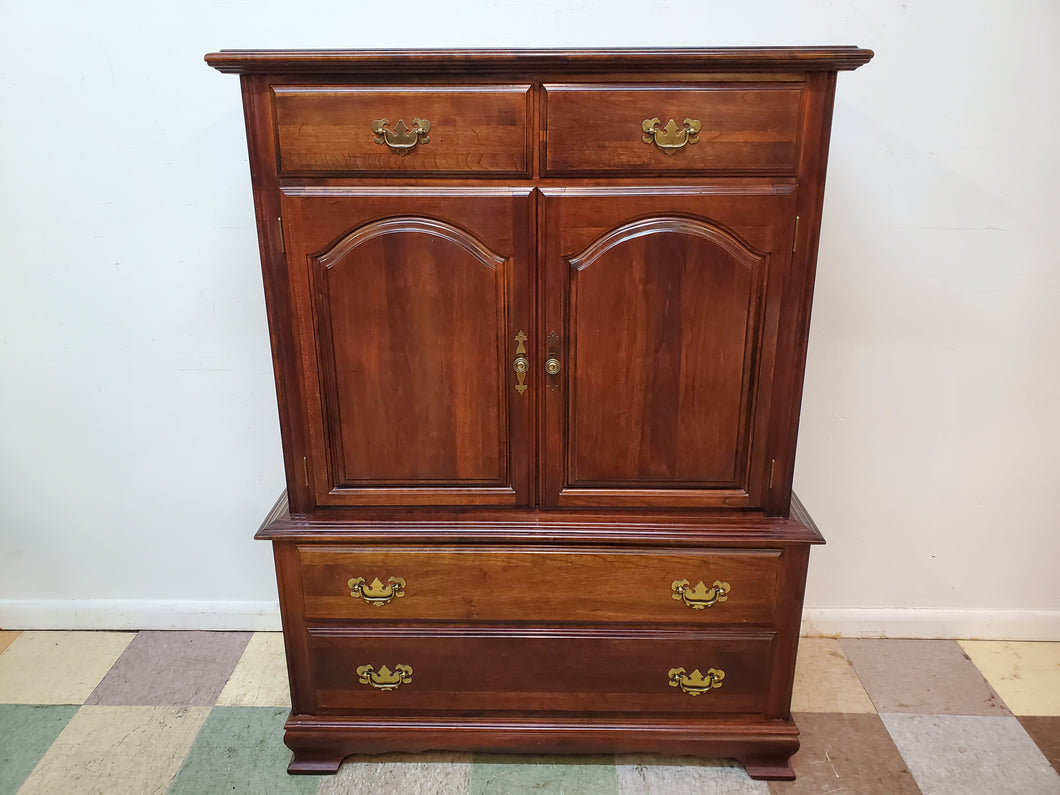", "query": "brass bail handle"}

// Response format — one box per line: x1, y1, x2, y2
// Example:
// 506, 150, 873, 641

668, 666, 725, 696
642, 117, 701, 154
372, 117, 431, 154
356, 663, 413, 691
